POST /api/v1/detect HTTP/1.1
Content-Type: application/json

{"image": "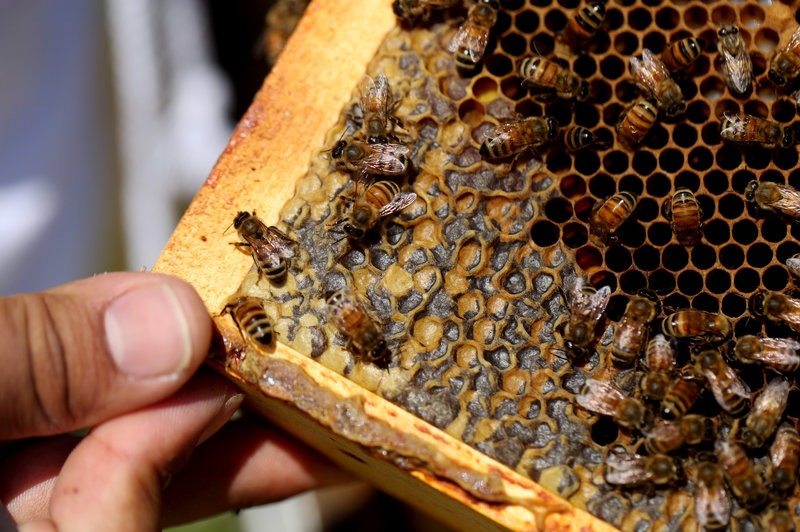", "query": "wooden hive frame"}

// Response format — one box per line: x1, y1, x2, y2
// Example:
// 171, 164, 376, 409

153, 0, 611, 529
